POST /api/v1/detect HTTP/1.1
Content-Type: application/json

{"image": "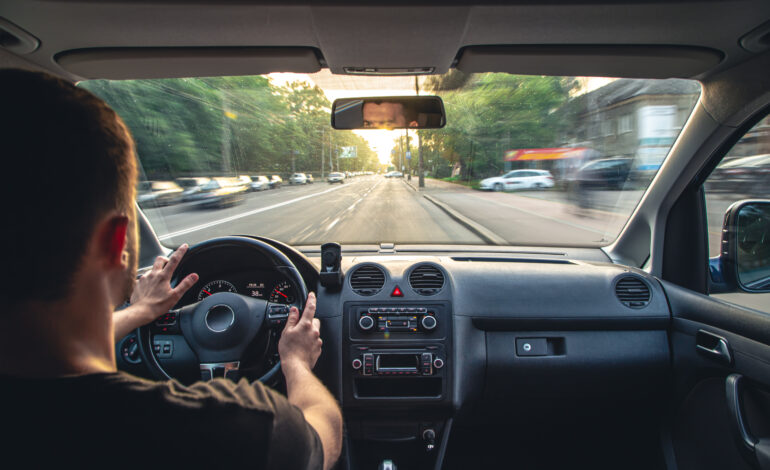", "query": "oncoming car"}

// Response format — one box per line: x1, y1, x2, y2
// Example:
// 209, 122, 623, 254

4, 2, 770, 470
